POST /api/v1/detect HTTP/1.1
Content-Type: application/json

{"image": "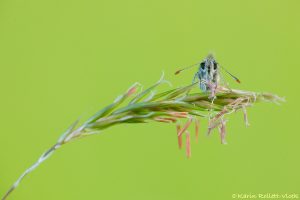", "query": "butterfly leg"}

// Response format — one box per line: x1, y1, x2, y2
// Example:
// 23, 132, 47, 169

219, 71, 233, 92
185, 72, 199, 96
192, 72, 199, 84
200, 79, 207, 92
